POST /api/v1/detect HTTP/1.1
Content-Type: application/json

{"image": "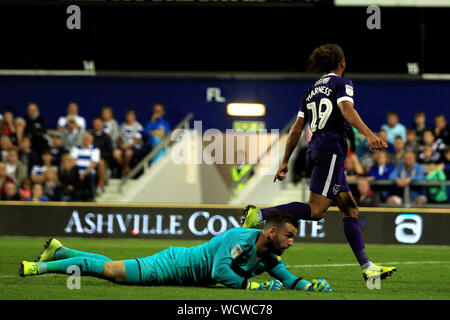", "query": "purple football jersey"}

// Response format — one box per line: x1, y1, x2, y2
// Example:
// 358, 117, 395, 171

298, 73, 354, 156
